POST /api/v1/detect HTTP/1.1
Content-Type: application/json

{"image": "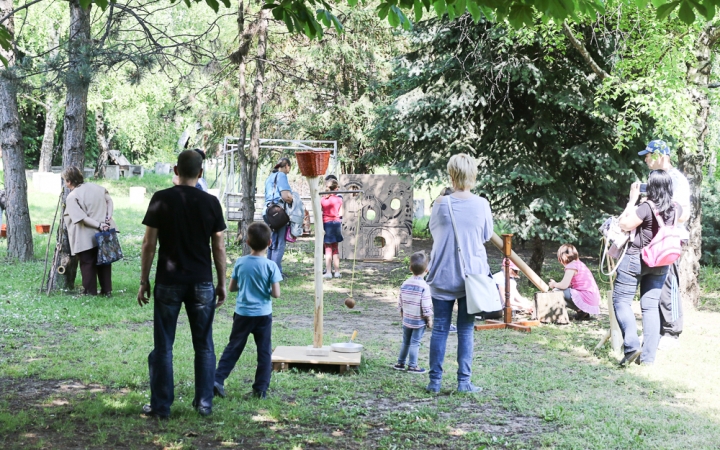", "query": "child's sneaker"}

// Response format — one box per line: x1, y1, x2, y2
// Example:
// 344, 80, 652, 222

449, 324, 458, 333
323, 272, 332, 279
333, 272, 342, 278
407, 366, 426, 374
392, 363, 406, 371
